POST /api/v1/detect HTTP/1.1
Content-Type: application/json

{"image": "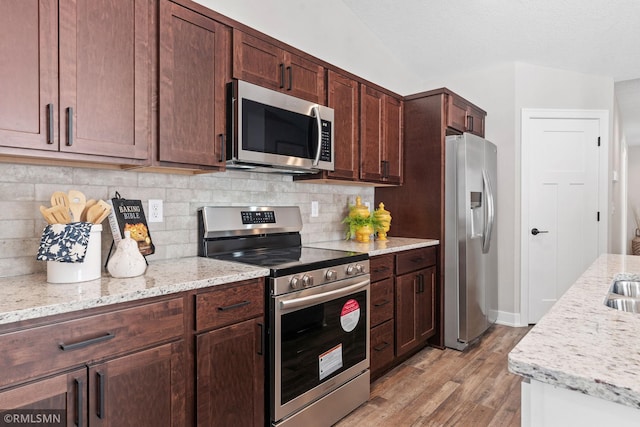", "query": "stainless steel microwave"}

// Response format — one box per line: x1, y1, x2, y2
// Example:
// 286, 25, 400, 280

226, 80, 335, 173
